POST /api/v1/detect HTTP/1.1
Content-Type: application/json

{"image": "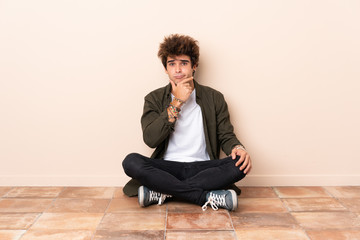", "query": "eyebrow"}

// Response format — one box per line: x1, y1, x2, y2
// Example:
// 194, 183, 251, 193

167, 59, 190, 63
